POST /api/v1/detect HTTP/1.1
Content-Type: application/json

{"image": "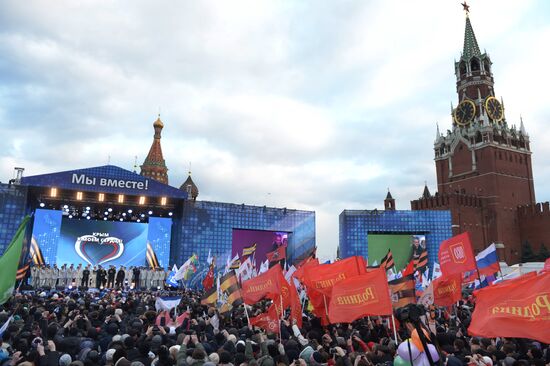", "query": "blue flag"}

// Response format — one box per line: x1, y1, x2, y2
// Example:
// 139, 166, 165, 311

165, 265, 179, 288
